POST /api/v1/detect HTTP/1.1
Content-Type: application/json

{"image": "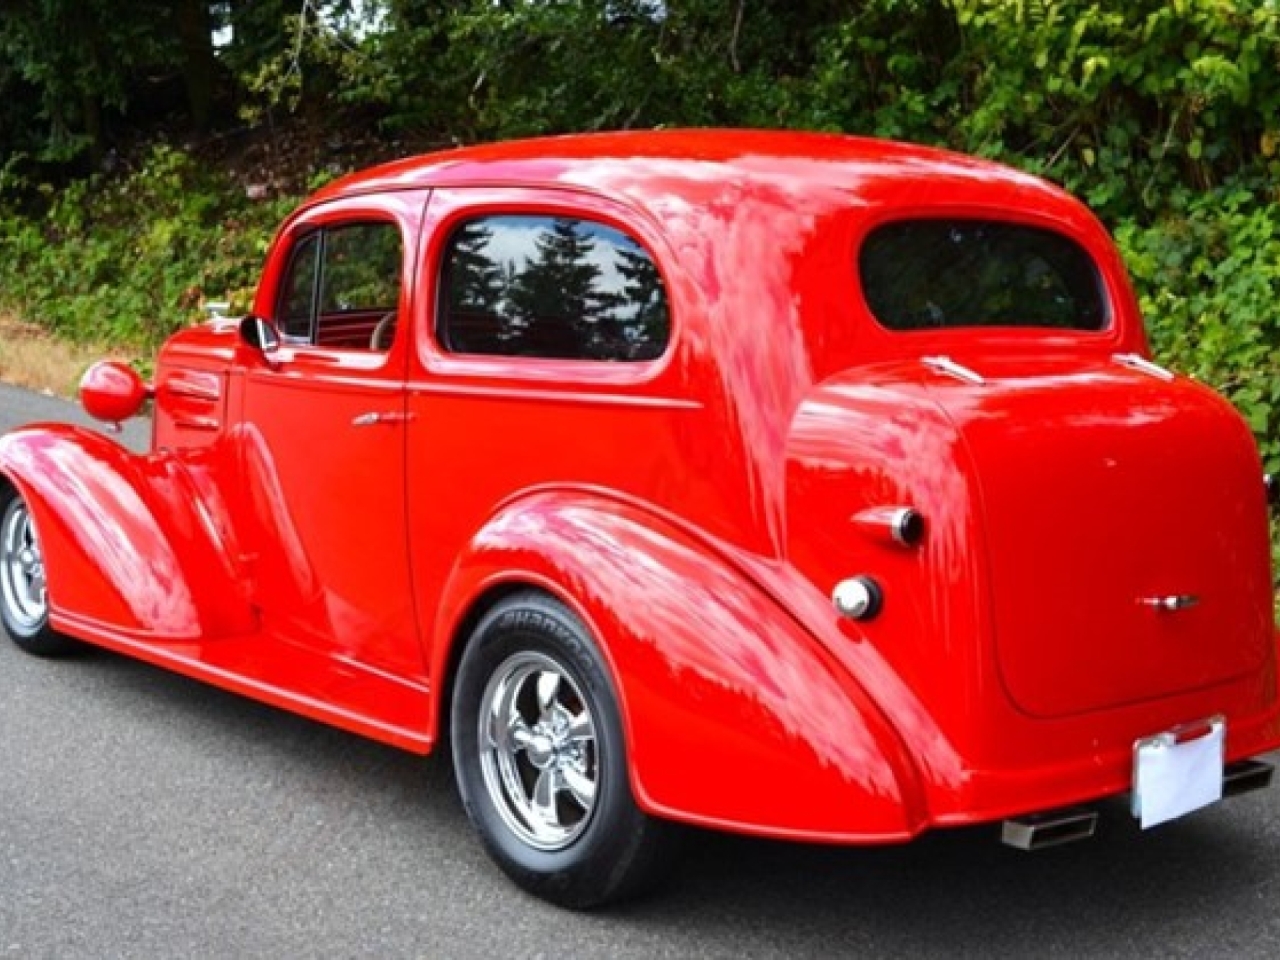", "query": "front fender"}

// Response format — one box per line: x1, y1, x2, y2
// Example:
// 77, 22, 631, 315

0, 425, 252, 641
432, 489, 926, 842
